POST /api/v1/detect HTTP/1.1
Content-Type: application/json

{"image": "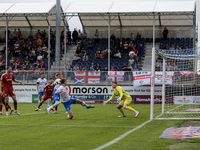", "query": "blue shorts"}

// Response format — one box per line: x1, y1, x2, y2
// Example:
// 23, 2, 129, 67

53, 90, 60, 102
62, 98, 77, 112
38, 92, 43, 97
